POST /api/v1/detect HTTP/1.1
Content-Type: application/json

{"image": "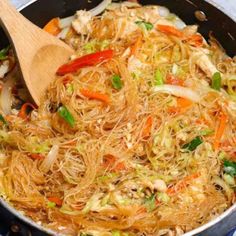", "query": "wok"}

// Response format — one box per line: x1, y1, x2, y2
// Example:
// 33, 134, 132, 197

0, 0, 235, 235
